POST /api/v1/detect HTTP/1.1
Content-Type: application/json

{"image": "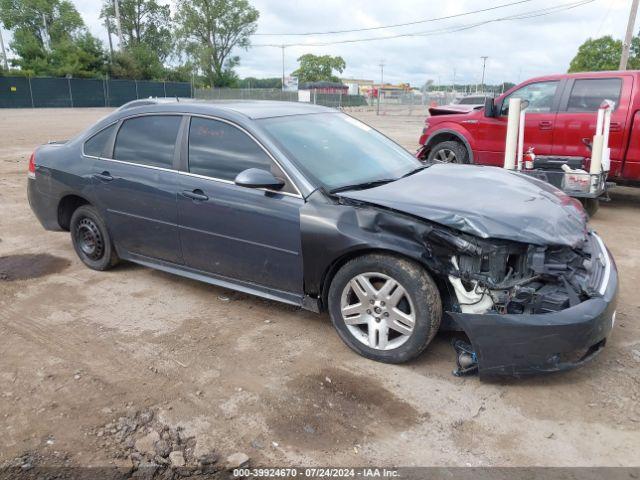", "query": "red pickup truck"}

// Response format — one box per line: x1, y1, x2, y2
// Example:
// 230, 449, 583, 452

417, 70, 640, 184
